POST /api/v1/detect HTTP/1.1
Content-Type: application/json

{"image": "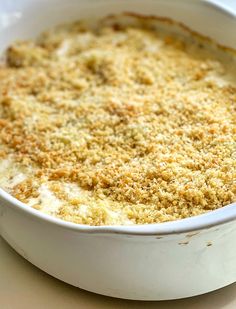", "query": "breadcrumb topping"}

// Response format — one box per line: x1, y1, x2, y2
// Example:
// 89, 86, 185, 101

0, 14, 235, 225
